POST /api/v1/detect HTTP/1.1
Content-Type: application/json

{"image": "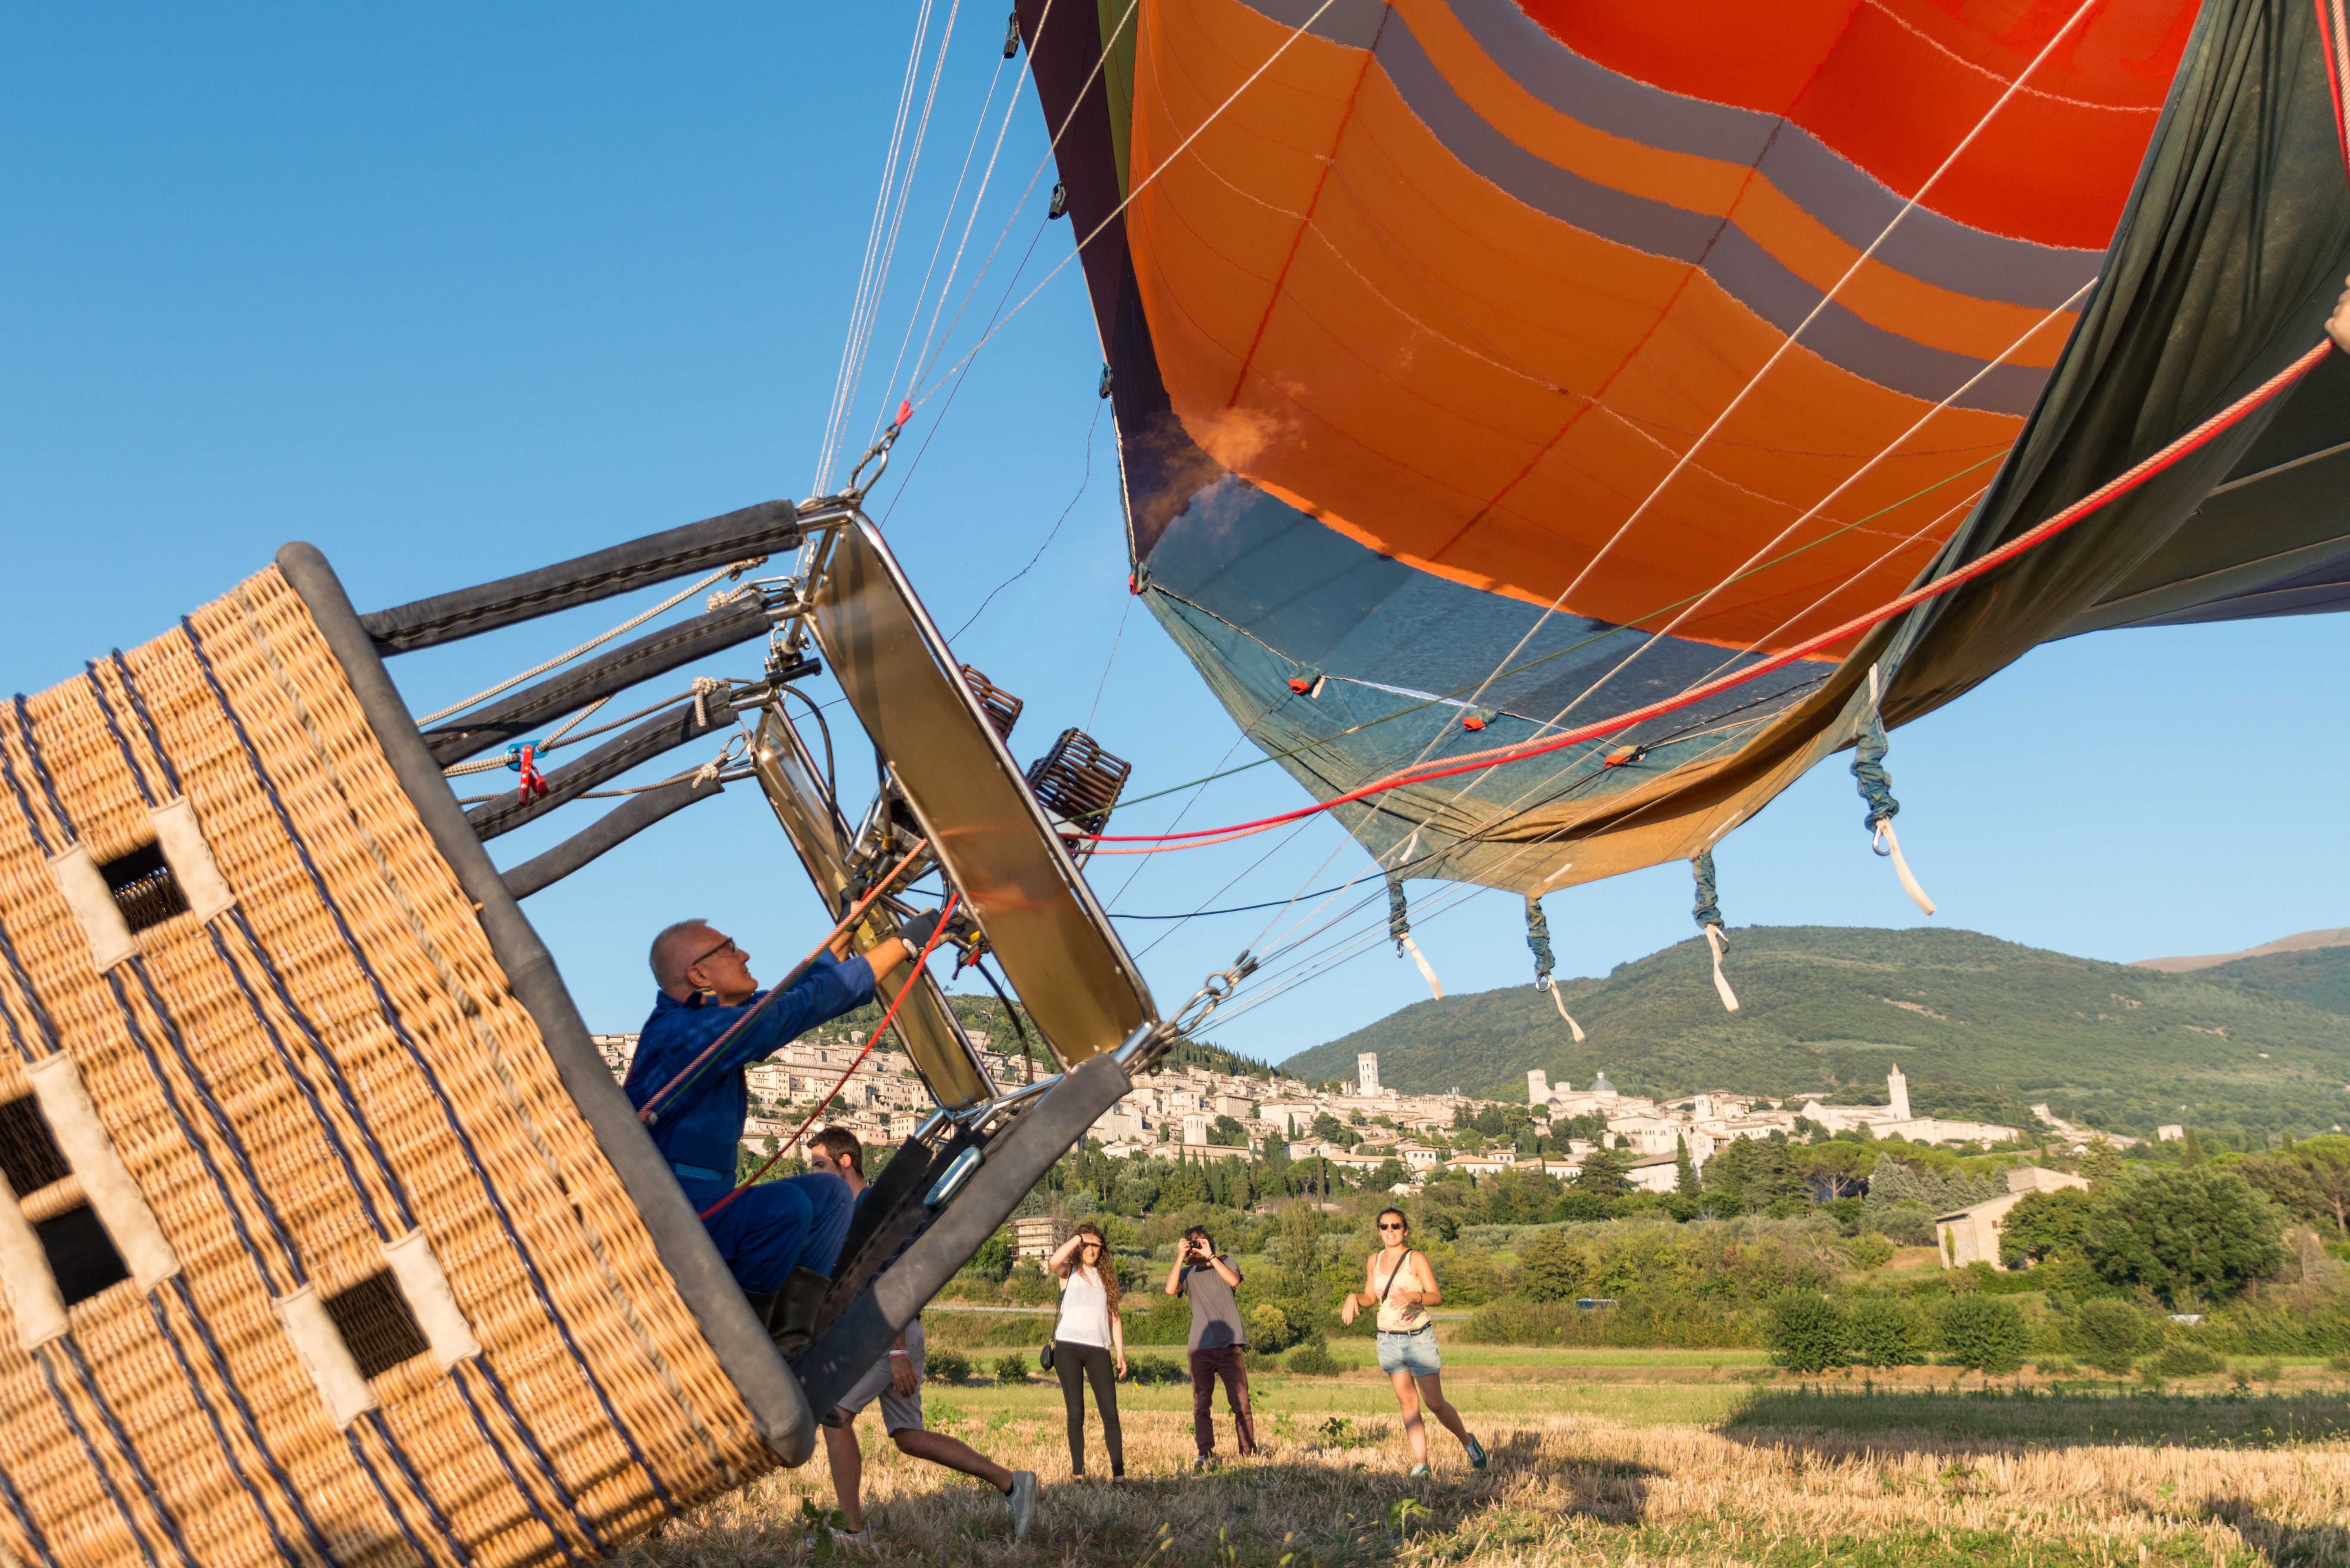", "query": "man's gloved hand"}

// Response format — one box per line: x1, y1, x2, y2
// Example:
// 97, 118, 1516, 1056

898, 908, 946, 951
